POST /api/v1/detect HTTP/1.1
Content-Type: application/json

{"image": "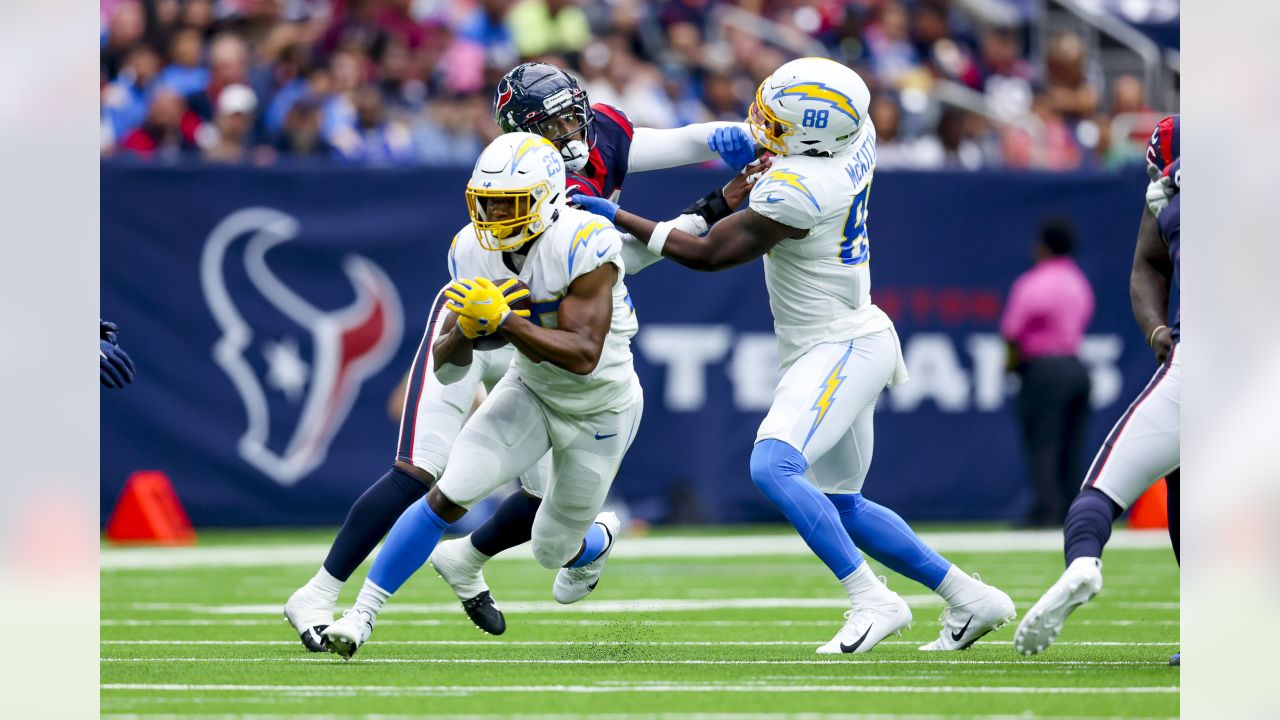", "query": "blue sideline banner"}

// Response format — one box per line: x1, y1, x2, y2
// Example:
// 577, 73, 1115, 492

101, 162, 1153, 526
